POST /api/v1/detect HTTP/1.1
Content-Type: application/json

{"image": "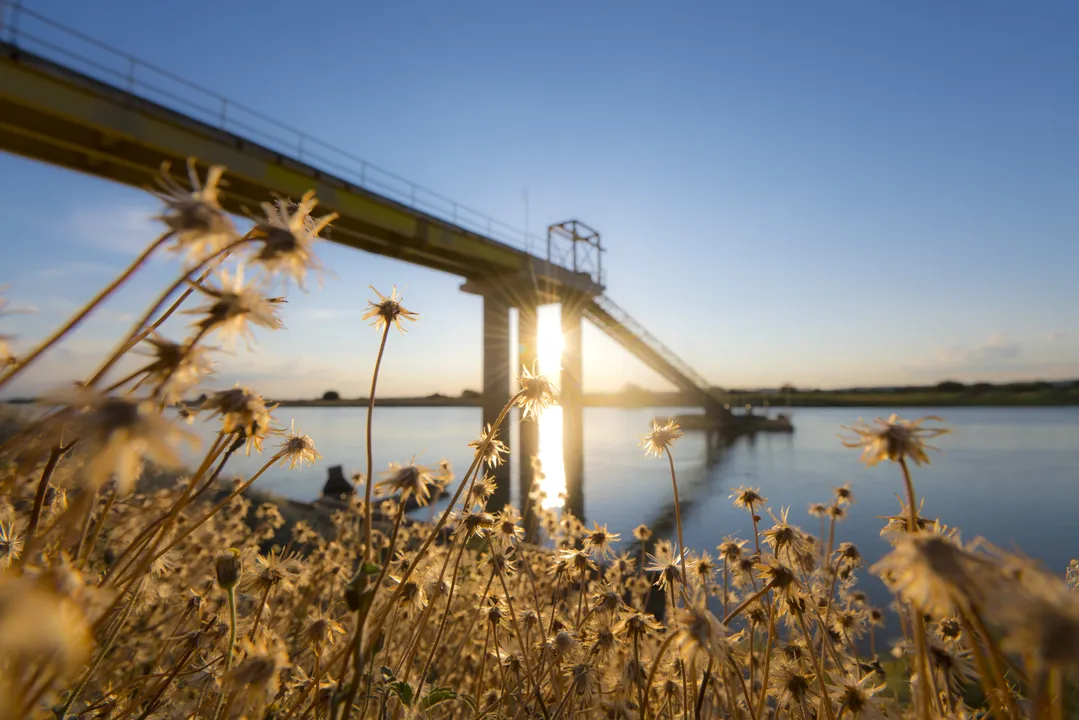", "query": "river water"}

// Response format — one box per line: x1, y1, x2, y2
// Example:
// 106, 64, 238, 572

186, 405, 1079, 580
